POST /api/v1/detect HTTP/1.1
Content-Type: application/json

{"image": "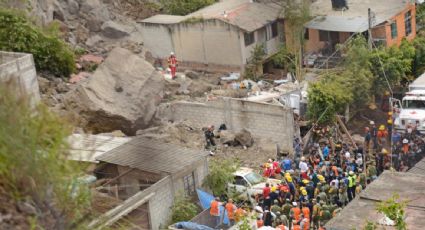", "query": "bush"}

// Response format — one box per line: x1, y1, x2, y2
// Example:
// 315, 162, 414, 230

0, 81, 90, 228
161, 0, 217, 16
171, 194, 199, 223
203, 158, 238, 196
0, 9, 75, 77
